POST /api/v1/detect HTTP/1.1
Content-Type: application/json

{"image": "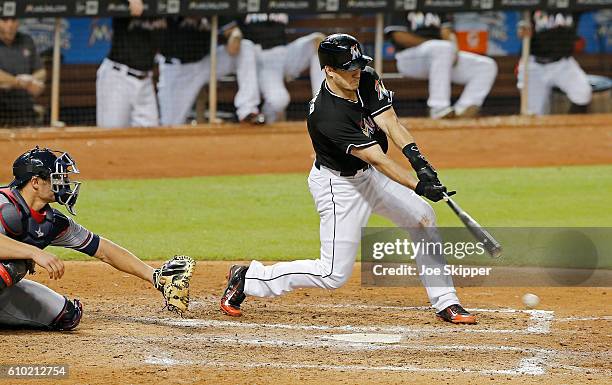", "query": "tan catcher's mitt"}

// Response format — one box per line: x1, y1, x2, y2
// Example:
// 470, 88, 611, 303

153, 255, 196, 315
